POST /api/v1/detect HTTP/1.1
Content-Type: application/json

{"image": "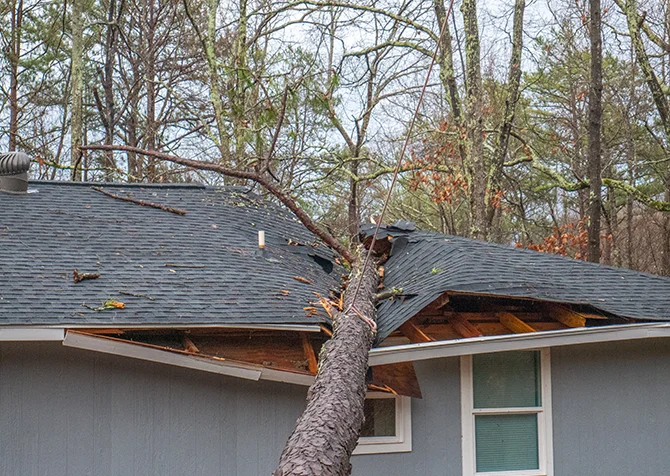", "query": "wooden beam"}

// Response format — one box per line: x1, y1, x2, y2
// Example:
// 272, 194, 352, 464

550, 305, 586, 328
301, 333, 319, 374
447, 315, 483, 338
398, 320, 435, 343
183, 335, 200, 353
499, 312, 536, 334
434, 293, 451, 309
